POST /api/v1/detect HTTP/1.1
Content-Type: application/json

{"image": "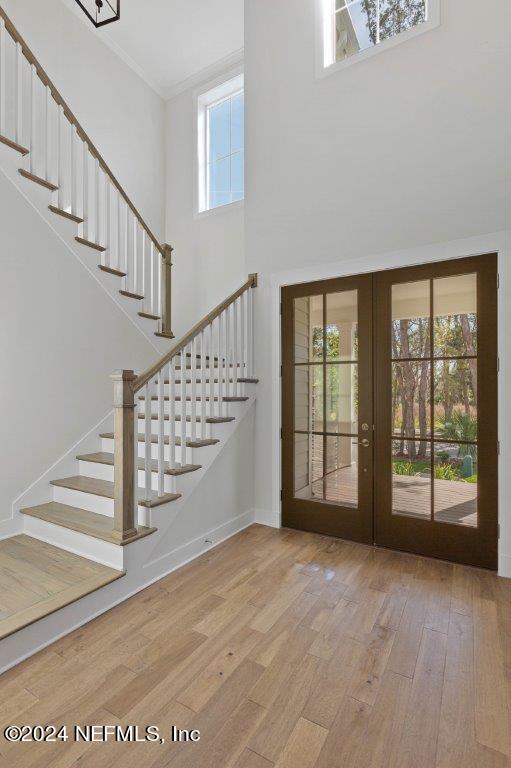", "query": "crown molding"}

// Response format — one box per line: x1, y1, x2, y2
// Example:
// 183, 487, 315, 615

59, 0, 243, 103
164, 48, 245, 101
